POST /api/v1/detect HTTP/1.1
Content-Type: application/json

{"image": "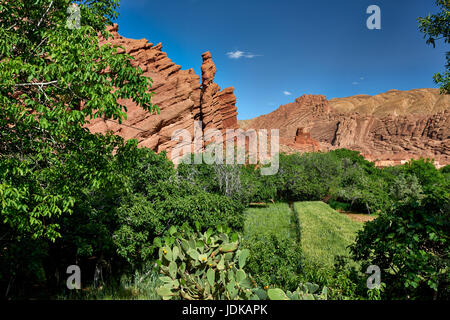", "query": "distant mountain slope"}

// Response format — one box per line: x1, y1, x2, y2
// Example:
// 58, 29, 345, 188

329, 88, 449, 116
239, 90, 449, 166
